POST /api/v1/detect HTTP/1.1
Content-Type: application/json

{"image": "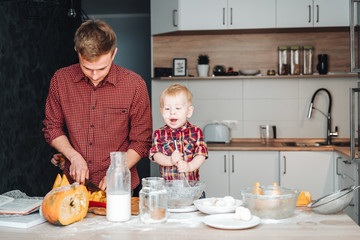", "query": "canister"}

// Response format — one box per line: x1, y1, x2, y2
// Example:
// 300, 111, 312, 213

139, 177, 168, 224
303, 46, 313, 75
278, 46, 289, 75
290, 46, 300, 75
